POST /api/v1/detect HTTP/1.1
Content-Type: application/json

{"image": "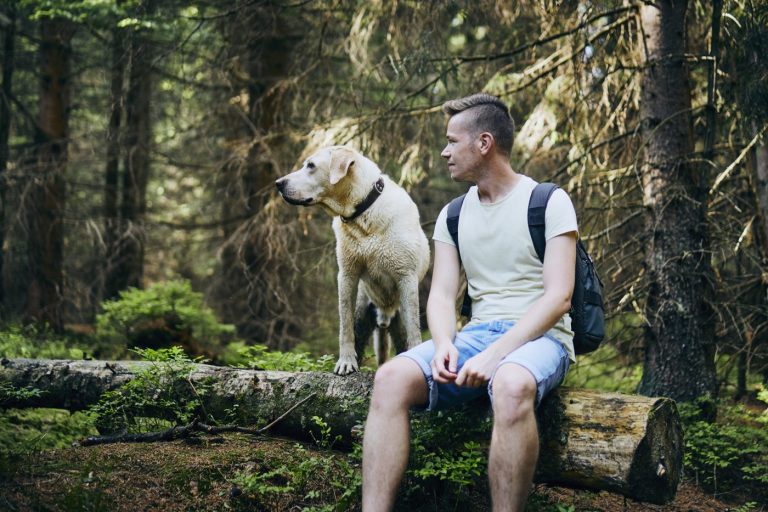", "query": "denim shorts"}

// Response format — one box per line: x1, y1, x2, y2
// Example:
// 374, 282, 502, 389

397, 320, 570, 411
